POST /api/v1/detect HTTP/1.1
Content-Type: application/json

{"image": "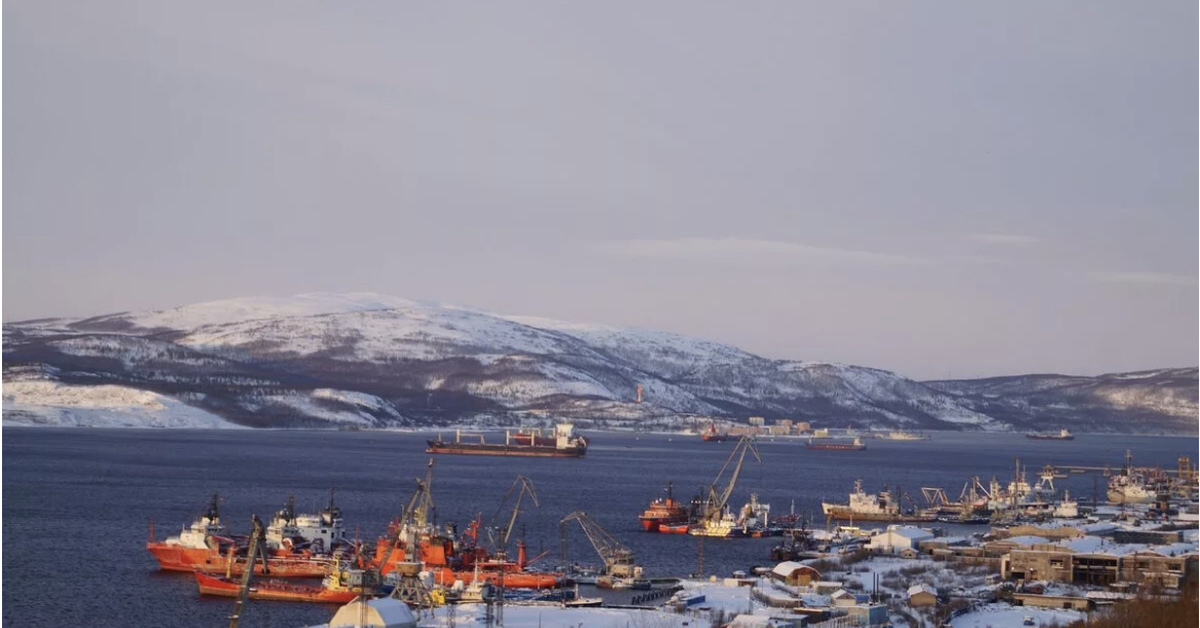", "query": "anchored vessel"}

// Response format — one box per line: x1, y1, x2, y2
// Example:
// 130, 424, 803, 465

194, 566, 380, 604
147, 492, 349, 577
426, 423, 587, 458
1026, 428, 1074, 440
700, 423, 731, 442
822, 480, 934, 522
638, 481, 692, 532
806, 437, 867, 451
